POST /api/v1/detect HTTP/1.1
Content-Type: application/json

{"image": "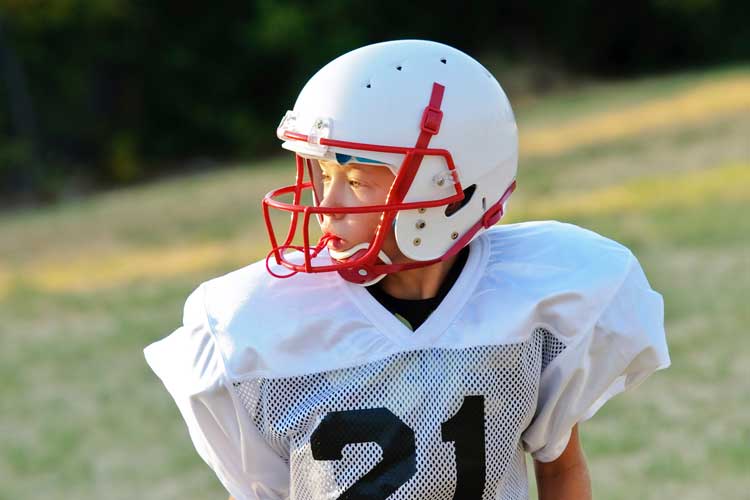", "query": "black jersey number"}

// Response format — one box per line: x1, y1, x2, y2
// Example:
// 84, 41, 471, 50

310, 408, 417, 499
310, 396, 486, 500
